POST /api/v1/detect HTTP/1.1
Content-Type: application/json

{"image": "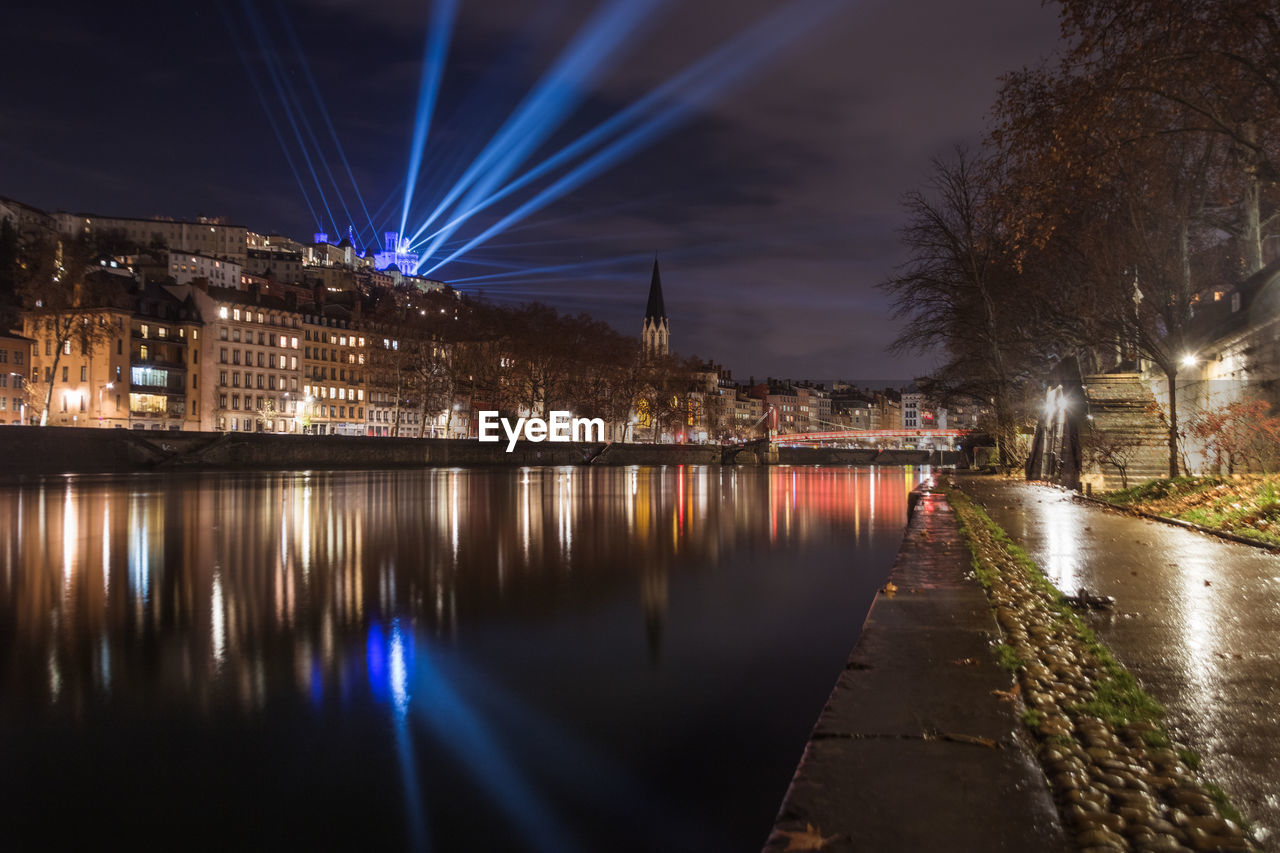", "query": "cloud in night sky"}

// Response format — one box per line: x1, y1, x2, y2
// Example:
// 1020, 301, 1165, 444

0, 0, 1062, 381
